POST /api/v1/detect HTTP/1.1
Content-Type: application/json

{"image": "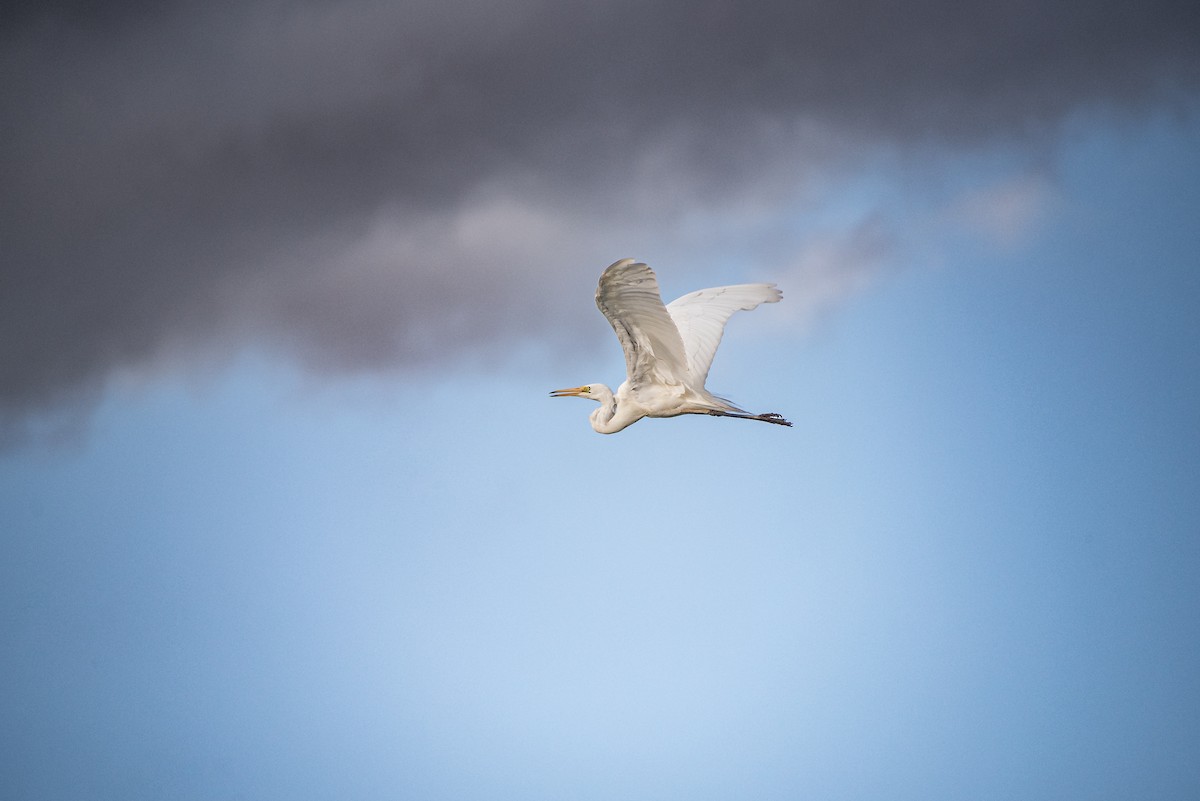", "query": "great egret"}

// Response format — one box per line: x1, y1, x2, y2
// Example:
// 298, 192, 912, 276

552, 258, 792, 434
